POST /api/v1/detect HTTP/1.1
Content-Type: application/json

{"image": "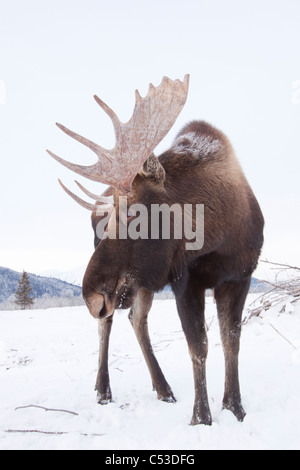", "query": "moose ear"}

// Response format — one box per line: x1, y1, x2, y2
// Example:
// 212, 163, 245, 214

142, 153, 166, 183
